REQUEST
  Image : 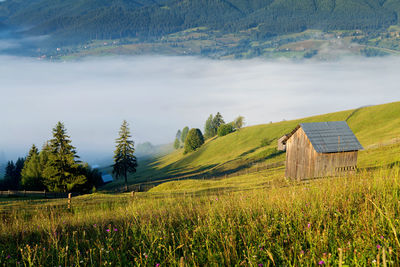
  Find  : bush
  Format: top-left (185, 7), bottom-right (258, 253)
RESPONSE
top-left (184, 128), bottom-right (205, 154)
top-left (217, 124), bottom-right (234, 137)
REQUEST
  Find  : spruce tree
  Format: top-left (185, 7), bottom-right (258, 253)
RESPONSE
top-left (174, 138), bottom-right (180, 149)
top-left (21, 144), bottom-right (44, 190)
top-left (213, 112), bottom-right (225, 130)
top-left (113, 120), bottom-right (137, 191)
top-left (43, 122), bottom-right (86, 192)
top-left (26, 145), bottom-right (39, 162)
top-left (181, 126), bottom-right (189, 143)
top-left (204, 114), bottom-right (215, 139)
top-left (176, 130), bottom-right (182, 141)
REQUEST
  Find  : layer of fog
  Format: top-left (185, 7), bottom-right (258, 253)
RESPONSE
top-left (1, 55), bottom-right (399, 164)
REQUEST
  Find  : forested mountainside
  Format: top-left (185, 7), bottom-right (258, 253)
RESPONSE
top-left (0, 0), bottom-right (399, 46)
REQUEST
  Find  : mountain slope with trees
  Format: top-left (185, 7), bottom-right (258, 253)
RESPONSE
top-left (0, 0), bottom-right (399, 47)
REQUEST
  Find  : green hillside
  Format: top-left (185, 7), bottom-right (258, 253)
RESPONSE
top-left (105, 101), bottom-right (400, 190)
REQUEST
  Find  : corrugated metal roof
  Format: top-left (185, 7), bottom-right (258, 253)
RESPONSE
top-left (299, 121), bottom-right (363, 153)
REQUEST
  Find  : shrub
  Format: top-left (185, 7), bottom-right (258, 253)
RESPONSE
top-left (184, 128), bottom-right (205, 154)
top-left (217, 124), bottom-right (234, 137)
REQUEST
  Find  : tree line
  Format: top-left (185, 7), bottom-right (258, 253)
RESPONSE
top-left (173, 113), bottom-right (245, 154)
top-left (1, 120), bottom-right (138, 193)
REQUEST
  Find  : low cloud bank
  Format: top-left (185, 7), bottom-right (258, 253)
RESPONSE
top-left (1, 55), bottom-right (399, 162)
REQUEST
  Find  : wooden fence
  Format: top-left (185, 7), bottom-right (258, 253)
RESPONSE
top-left (0, 190), bottom-right (77, 199)
top-left (113, 160), bottom-right (285, 193)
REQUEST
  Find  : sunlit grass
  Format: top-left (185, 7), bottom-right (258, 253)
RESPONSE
top-left (1, 165), bottom-right (400, 265)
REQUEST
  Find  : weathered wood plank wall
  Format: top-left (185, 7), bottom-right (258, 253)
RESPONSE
top-left (285, 127), bottom-right (358, 180)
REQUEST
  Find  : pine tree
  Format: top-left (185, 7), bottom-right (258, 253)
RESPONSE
top-left (176, 130), bottom-right (182, 140)
top-left (4, 161), bottom-right (15, 180)
top-left (181, 126), bottom-right (189, 143)
top-left (113, 120), bottom-right (137, 191)
top-left (213, 112), bottom-right (225, 130)
top-left (3, 159), bottom-right (24, 189)
top-left (21, 144), bottom-right (44, 190)
top-left (204, 114), bottom-right (216, 139)
top-left (174, 138), bottom-right (180, 149)
top-left (43, 122), bottom-right (86, 192)
top-left (26, 144), bottom-right (39, 162)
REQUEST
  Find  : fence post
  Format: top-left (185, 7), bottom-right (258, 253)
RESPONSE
top-left (68, 193), bottom-right (72, 210)
top-left (8, 190), bottom-right (10, 197)
top-left (131, 191), bottom-right (135, 198)
top-left (43, 190), bottom-right (46, 198)
top-left (338, 248), bottom-right (343, 267)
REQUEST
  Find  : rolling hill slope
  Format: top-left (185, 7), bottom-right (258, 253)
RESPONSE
top-left (106, 101), bottom-right (400, 190)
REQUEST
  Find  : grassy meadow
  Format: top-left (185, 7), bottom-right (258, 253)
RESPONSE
top-left (1, 101), bottom-right (400, 266)
top-left (1, 167), bottom-right (400, 266)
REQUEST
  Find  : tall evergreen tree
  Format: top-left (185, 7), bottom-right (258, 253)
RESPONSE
top-left (176, 130), bottom-right (182, 140)
top-left (26, 144), bottom-right (39, 162)
top-left (42, 122), bottom-right (86, 192)
top-left (213, 112), bottom-right (225, 129)
top-left (204, 114), bottom-right (216, 139)
top-left (21, 144), bottom-right (44, 190)
top-left (2, 158), bottom-right (24, 189)
top-left (181, 126), bottom-right (189, 143)
top-left (174, 138), bottom-right (180, 150)
top-left (113, 120), bottom-right (138, 191)
top-left (4, 161), bottom-right (15, 180)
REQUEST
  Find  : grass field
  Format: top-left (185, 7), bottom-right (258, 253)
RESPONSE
top-left (1, 166), bottom-right (400, 265)
top-left (1, 101), bottom-right (400, 265)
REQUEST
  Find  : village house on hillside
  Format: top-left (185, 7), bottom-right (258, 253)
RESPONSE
top-left (284, 121), bottom-right (363, 180)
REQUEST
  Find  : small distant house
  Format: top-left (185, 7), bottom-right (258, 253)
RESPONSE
top-left (277, 134), bottom-right (289, 151)
top-left (285, 121), bottom-right (363, 180)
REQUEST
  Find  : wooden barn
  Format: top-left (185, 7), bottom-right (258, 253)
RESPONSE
top-left (277, 134), bottom-right (289, 151)
top-left (285, 121), bottom-right (363, 180)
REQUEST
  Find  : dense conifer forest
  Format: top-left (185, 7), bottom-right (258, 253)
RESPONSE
top-left (0, 0), bottom-right (399, 46)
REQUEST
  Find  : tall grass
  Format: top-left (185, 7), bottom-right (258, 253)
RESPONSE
top-left (1, 166), bottom-right (400, 266)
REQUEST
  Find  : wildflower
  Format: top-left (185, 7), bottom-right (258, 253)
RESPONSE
top-left (307, 223), bottom-right (311, 228)
top-left (300, 250), bottom-right (304, 254)
top-left (93, 224), bottom-right (97, 227)
top-left (318, 260), bottom-right (325, 265)
top-left (381, 235), bottom-right (384, 239)
top-left (377, 244), bottom-right (381, 249)
top-left (106, 229), bottom-right (110, 233)
top-left (6, 255), bottom-right (11, 259)
top-left (258, 264), bottom-right (263, 267)
top-left (114, 228), bottom-right (118, 232)
top-left (156, 264), bottom-right (160, 267)
top-left (216, 197), bottom-right (219, 201)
